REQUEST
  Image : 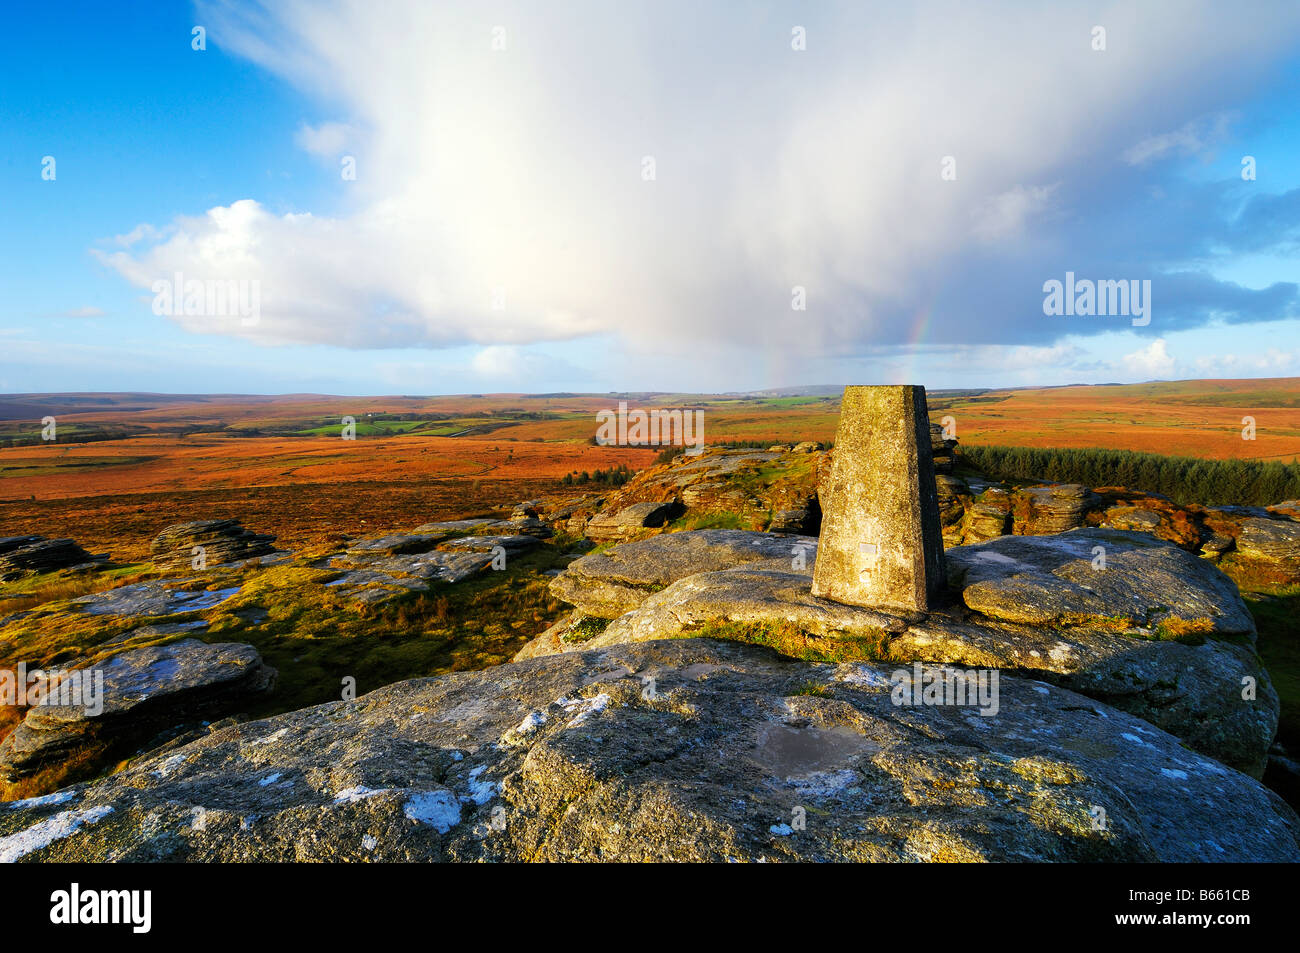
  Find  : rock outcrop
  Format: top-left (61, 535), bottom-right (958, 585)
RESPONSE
top-left (151, 520), bottom-right (277, 571)
top-left (1236, 518), bottom-right (1300, 568)
top-left (583, 501), bottom-right (682, 543)
top-left (592, 449), bottom-right (823, 536)
top-left (531, 529), bottom-right (1277, 776)
top-left (548, 529), bottom-right (815, 619)
top-left (0, 537), bottom-right (101, 580)
top-left (1013, 484), bottom-right (1102, 535)
top-left (964, 489), bottom-right (1013, 544)
top-left (0, 639), bottom-right (276, 795)
top-left (323, 531), bottom-right (540, 603)
top-left (0, 639), bottom-right (1293, 862)
top-left (944, 529), bottom-right (1255, 634)
top-left (71, 581), bottom-right (241, 617)
top-left (524, 444), bottom-right (1300, 589)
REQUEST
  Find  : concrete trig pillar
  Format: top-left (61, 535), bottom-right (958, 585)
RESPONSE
top-left (811, 385), bottom-right (945, 613)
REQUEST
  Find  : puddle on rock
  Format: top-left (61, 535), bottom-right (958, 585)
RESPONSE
top-left (754, 723), bottom-right (879, 777)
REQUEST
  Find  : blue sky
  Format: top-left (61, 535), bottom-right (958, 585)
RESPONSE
top-left (3, 0), bottom-right (1300, 395)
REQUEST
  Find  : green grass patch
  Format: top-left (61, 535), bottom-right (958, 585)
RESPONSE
top-left (1245, 584), bottom-right (1300, 754)
top-left (668, 512), bottom-right (752, 531)
top-left (559, 616), bottom-right (610, 645)
top-left (682, 619), bottom-right (893, 664)
top-left (192, 547), bottom-right (571, 718)
top-left (0, 542), bottom-right (575, 798)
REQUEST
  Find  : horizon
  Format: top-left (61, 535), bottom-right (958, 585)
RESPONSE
top-left (3, 374), bottom-right (1300, 401)
top-left (5, 1), bottom-right (1300, 394)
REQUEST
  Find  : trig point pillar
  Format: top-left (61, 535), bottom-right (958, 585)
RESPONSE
top-left (811, 385), bottom-right (944, 613)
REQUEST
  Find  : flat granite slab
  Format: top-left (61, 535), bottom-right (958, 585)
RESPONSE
top-left (550, 529), bottom-right (817, 618)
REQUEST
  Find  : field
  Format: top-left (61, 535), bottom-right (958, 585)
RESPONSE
top-left (1, 379), bottom-right (1297, 562)
top-left (934, 379), bottom-right (1300, 462)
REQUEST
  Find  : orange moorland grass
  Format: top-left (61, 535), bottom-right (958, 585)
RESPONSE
top-left (2, 380), bottom-right (1297, 562)
top-left (945, 378), bottom-right (1300, 463)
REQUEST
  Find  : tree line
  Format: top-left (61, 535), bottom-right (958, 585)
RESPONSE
top-left (561, 464), bottom-right (634, 487)
top-left (959, 444), bottom-right (1300, 507)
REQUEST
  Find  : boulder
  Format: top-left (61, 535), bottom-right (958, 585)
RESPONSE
top-left (89, 621), bottom-right (210, 657)
top-left (1270, 500), bottom-right (1300, 521)
top-left (583, 502), bottom-right (682, 543)
top-left (71, 581), bottom-right (240, 617)
top-left (1012, 484), bottom-right (1101, 535)
top-left (888, 619), bottom-right (1278, 778)
top-left (1101, 506), bottom-right (1164, 534)
top-left (326, 553), bottom-right (494, 599)
top-left (0, 639), bottom-right (276, 793)
top-left (412, 519), bottom-right (497, 534)
top-left (588, 568), bottom-right (907, 650)
top-left (511, 501), bottom-right (543, 519)
top-left (1199, 532), bottom-right (1235, 563)
top-left (963, 489), bottom-right (1012, 544)
top-left (945, 529), bottom-right (1256, 635)
top-left (0, 639), bottom-right (1293, 862)
top-left (1236, 518), bottom-right (1300, 567)
top-left (0, 537), bottom-right (101, 580)
top-left (437, 534), bottom-right (541, 555)
top-left (343, 534), bottom-right (447, 556)
top-left (498, 517), bottom-right (553, 539)
top-left (323, 531), bottom-right (537, 602)
top-left (150, 520), bottom-right (276, 571)
top-left (768, 508), bottom-right (815, 534)
top-left (511, 613), bottom-right (613, 661)
top-left (546, 530), bottom-right (817, 619)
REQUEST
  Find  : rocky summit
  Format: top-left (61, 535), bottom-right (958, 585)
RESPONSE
top-left (0, 638), bottom-right (1294, 863)
top-left (524, 528), bottom-right (1279, 777)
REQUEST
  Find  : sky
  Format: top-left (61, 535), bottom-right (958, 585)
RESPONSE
top-left (3, 0), bottom-right (1300, 396)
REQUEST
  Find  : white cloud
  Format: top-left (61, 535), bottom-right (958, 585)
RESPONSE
top-left (1122, 338), bottom-right (1176, 378)
top-left (111, 223), bottom-right (164, 247)
top-left (295, 121), bottom-right (356, 157)
top-left (92, 0), bottom-right (1300, 367)
top-left (1122, 113), bottom-right (1233, 165)
top-left (1192, 346), bottom-right (1295, 375)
